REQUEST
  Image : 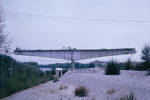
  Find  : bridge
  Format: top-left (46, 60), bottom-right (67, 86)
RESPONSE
top-left (13, 48), bottom-right (136, 70)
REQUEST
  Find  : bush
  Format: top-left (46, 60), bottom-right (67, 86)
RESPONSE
top-left (133, 63), bottom-right (145, 71)
top-left (74, 86), bottom-right (88, 97)
top-left (123, 58), bottom-right (132, 70)
top-left (105, 59), bottom-right (120, 75)
top-left (53, 78), bottom-right (59, 83)
top-left (107, 88), bottom-right (116, 94)
top-left (62, 70), bottom-right (68, 75)
top-left (141, 43), bottom-right (150, 70)
top-left (89, 64), bottom-right (95, 68)
top-left (59, 85), bottom-right (68, 90)
top-left (120, 91), bottom-right (137, 100)
top-left (50, 69), bottom-right (55, 75)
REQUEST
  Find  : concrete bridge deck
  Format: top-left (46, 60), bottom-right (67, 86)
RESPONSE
top-left (14, 48), bottom-right (136, 70)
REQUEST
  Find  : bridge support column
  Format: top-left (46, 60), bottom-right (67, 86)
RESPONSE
top-left (71, 60), bottom-right (74, 71)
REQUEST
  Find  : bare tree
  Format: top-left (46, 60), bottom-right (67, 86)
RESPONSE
top-left (0, 6), bottom-right (12, 55)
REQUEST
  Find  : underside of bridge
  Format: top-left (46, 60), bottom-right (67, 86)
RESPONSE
top-left (13, 48), bottom-right (136, 71)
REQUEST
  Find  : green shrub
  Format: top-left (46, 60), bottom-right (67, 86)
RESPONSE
top-left (62, 70), bottom-right (68, 75)
top-left (133, 63), bottom-right (144, 71)
top-left (141, 43), bottom-right (150, 70)
top-left (89, 64), bottom-right (95, 68)
top-left (105, 59), bottom-right (120, 75)
top-left (120, 91), bottom-right (137, 100)
top-left (107, 88), bottom-right (116, 94)
top-left (53, 78), bottom-right (59, 83)
top-left (59, 85), bottom-right (68, 90)
top-left (50, 69), bottom-right (55, 75)
top-left (122, 58), bottom-right (132, 70)
top-left (74, 86), bottom-right (88, 97)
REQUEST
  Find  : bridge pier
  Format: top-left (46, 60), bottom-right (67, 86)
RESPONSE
top-left (71, 60), bottom-right (74, 71)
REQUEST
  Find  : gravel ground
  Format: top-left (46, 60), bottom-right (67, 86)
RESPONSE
top-left (2, 68), bottom-right (150, 100)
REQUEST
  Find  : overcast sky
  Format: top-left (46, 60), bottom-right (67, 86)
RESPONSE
top-left (0, 0), bottom-right (150, 64)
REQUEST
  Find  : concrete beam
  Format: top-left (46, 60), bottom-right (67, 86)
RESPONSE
top-left (13, 48), bottom-right (136, 71)
top-left (13, 48), bottom-right (136, 60)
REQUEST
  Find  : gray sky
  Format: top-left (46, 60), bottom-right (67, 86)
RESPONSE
top-left (1, 0), bottom-right (150, 64)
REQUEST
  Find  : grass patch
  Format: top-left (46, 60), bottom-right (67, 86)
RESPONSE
top-left (120, 91), bottom-right (137, 100)
top-left (53, 78), bottom-right (59, 83)
top-left (74, 86), bottom-right (88, 97)
top-left (59, 85), bottom-right (68, 90)
top-left (107, 88), bottom-right (116, 94)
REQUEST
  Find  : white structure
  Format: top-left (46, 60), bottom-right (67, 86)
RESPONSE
top-left (55, 68), bottom-right (62, 78)
top-left (39, 68), bottom-right (52, 73)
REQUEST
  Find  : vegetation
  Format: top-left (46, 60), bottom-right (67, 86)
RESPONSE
top-left (89, 64), bottom-right (95, 68)
top-left (132, 63), bottom-right (143, 71)
top-left (0, 55), bottom-right (54, 99)
top-left (120, 43), bottom-right (150, 71)
top-left (122, 58), bottom-right (132, 70)
top-left (38, 60), bottom-right (106, 70)
top-left (59, 85), bottom-right (68, 90)
top-left (74, 86), bottom-right (88, 97)
top-left (0, 6), bottom-right (12, 55)
top-left (107, 88), bottom-right (116, 94)
top-left (0, 5), bottom-right (147, 100)
top-left (105, 59), bottom-right (120, 75)
top-left (53, 78), bottom-right (59, 83)
top-left (62, 69), bottom-right (68, 75)
top-left (39, 62), bottom-right (97, 69)
top-left (120, 91), bottom-right (137, 100)
top-left (119, 61), bottom-right (148, 71)
top-left (49, 69), bottom-right (55, 75)
top-left (141, 43), bottom-right (150, 70)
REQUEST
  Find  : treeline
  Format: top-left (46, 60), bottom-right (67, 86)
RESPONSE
top-left (105, 58), bottom-right (148, 71)
top-left (105, 58), bottom-right (150, 75)
top-left (0, 55), bottom-right (54, 99)
top-left (39, 61), bottom-right (145, 71)
top-left (119, 43), bottom-right (150, 71)
top-left (39, 62), bottom-right (96, 69)
top-left (119, 60), bottom-right (146, 71)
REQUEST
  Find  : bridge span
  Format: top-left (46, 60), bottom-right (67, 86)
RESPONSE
top-left (13, 48), bottom-right (136, 71)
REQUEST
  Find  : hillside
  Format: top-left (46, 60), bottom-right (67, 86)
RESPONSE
top-left (2, 68), bottom-right (150, 100)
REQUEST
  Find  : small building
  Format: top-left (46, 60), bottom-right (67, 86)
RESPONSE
top-left (55, 68), bottom-right (62, 78)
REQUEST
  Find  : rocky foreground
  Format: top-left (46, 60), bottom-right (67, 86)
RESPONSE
top-left (2, 68), bottom-right (150, 100)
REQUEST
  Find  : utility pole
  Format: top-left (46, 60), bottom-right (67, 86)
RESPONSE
top-left (67, 60), bottom-right (68, 69)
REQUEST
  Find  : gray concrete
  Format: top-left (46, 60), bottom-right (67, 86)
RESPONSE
top-left (71, 60), bottom-right (74, 71)
top-left (13, 48), bottom-right (136, 60)
top-left (55, 68), bottom-right (62, 78)
top-left (55, 71), bottom-right (59, 78)
top-left (13, 48), bottom-right (136, 70)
